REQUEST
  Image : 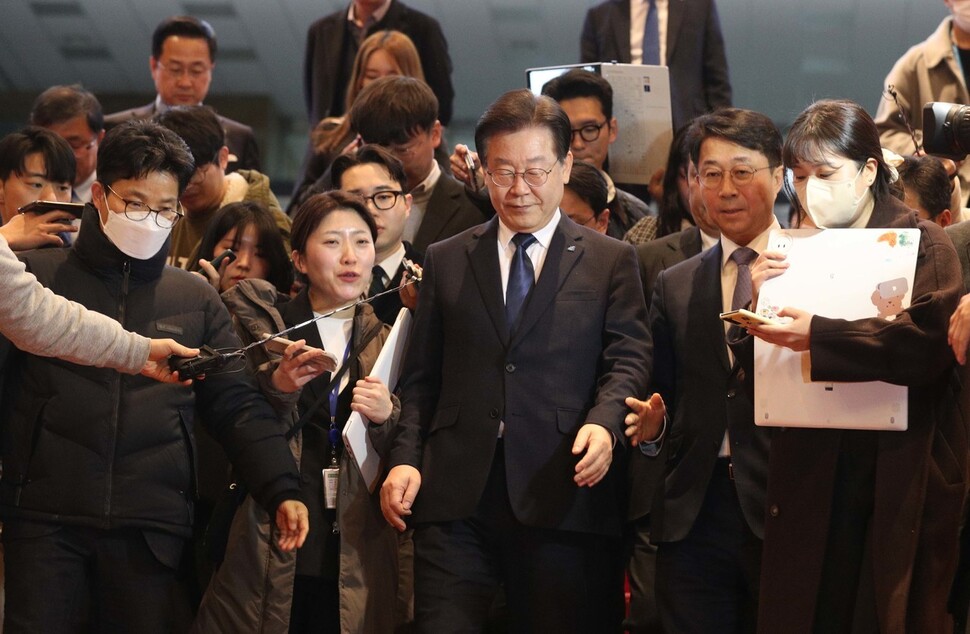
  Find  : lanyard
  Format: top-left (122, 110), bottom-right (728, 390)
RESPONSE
top-left (328, 337), bottom-right (354, 461)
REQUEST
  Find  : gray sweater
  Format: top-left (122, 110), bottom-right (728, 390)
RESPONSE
top-left (0, 235), bottom-right (149, 372)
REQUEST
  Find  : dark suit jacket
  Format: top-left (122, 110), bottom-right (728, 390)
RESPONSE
top-left (104, 103), bottom-right (261, 172)
top-left (627, 225), bottom-right (703, 521)
top-left (648, 242), bottom-right (770, 542)
top-left (389, 215), bottom-right (649, 537)
top-left (303, 0), bottom-right (454, 126)
top-left (370, 241), bottom-right (423, 326)
top-left (411, 174), bottom-right (489, 255)
top-left (580, 0), bottom-right (732, 130)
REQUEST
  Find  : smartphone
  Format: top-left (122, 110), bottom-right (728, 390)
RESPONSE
top-left (719, 309), bottom-right (775, 328)
top-left (18, 201), bottom-right (86, 217)
top-left (209, 249), bottom-right (236, 270)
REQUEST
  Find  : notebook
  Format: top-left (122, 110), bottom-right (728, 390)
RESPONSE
top-left (753, 227), bottom-right (920, 430)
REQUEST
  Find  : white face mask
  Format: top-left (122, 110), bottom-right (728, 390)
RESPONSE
top-left (803, 165), bottom-right (867, 229)
top-left (100, 193), bottom-right (172, 260)
top-left (952, 0), bottom-right (970, 32)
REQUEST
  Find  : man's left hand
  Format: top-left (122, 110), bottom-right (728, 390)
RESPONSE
top-left (572, 423), bottom-right (613, 487)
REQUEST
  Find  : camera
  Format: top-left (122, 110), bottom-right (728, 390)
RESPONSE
top-left (923, 102), bottom-right (970, 159)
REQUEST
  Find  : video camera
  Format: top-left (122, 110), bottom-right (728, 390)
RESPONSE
top-left (923, 102), bottom-right (970, 159)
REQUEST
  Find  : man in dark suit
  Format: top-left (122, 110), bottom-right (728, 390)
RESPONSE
top-left (332, 144), bottom-right (421, 325)
top-left (303, 0), bottom-right (454, 127)
top-left (626, 108), bottom-right (783, 633)
top-left (104, 16), bottom-right (260, 172)
top-left (380, 90), bottom-right (649, 631)
top-left (580, 0), bottom-right (732, 130)
top-left (347, 76), bottom-right (486, 255)
top-left (625, 139), bottom-right (718, 633)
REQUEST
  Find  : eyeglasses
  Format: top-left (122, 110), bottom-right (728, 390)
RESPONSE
top-left (103, 183), bottom-right (183, 228)
top-left (156, 61), bottom-right (211, 80)
top-left (361, 190), bottom-right (404, 210)
top-left (570, 120), bottom-right (609, 143)
top-left (698, 165), bottom-right (773, 190)
top-left (485, 167), bottom-right (554, 188)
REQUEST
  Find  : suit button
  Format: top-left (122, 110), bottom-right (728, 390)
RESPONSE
top-left (769, 504), bottom-right (780, 517)
top-left (489, 408), bottom-right (499, 419)
top-left (505, 363), bottom-right (516, 373)
top-left (727, 389), bottom-right (736, 399)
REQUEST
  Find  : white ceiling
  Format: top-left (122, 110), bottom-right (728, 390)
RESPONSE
top-left (0, 0), bottom-right (950, 127)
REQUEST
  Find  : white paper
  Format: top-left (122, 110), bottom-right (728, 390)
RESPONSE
top-left (754, 228), bottom-right (920, 430)
top-left (342, 308), bottom-right (412, 491)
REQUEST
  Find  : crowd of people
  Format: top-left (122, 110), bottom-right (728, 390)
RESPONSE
top-left (1, 0), bottom-right (970, 633)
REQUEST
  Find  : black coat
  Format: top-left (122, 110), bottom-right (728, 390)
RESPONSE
top-left (0, 206), bottom-right (300, 539)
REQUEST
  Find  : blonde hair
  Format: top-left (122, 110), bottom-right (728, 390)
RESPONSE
top-left (313, 30), bottom-right (425, 157)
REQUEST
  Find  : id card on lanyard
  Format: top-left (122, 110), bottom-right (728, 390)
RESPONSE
top-left (323, 339), bottom-right (353, 521)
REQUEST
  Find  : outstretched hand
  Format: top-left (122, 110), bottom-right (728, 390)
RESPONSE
top-left (142, 339), bottom-right (199, 384)
top-left (624, 393), bottom-right (666, 446)
top-left (275, 500), bottom-right (309, 551)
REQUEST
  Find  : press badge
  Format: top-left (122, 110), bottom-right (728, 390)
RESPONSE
top-left (323, 467), bottom-right (339, 510)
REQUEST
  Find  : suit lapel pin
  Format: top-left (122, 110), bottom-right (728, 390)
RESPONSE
top-left (567, 246), bottom-right (576, 252)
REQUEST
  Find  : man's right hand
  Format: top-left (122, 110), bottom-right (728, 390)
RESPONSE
top-left (450, 144), bottom-right (484, 191)
top-left (142, 339), bottom-right (199, 384)
top-left (380, 465), bottom-right (421, 532)
top-left (0, 210), bottom-right (77, 250)
top-left (624, 393), bottom-right (666, 446)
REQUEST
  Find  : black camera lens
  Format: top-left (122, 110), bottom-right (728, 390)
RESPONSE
top-left (923, 102), bottom-right (970, 160)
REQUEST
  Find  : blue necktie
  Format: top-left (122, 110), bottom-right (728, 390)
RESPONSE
top-left (506, 233), bottom-right (537, 330)
top-left (643, 0), bottom-right (660, 65)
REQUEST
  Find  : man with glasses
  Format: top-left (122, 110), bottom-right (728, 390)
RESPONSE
top-left (625, 107), bottom-right (783, 633)
top-left (104, 15), bottom-right (260, 172)
top-left (0, 120), bottom-right (309, 632)
top-left (154, 106), bottom-right (289, 269)
top-left (332, 144), bottom-right (421, 325)
top-left (347, 76), bottom-right (487, 254)
top-left (30, 84), bottom-right (104, 205)
top-left (381, 89), bottom-right (649, 631)
top-left (541, 70), bottom-right (649, 240)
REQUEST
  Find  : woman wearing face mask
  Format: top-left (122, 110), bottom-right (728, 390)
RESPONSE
top-left (194, 191), bottom-right (412, 634)
top-left (741, 99), bottom-right (964, 633)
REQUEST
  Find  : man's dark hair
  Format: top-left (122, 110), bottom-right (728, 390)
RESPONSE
top-left (291, 191), bottom-right (378, 255)
top-left (0, 126), bottom-right (76, 184)
top-left (193, 201), bottom-right (294, 293)
top-left (154, 106), bottom-right (225, 167)
top-left (898, 156), bottom-right (951, 220)
top-left (332, 144), bottom-right (408, 192)
top-left (474, 89), bottom-right (571, 166)
top-left (565, 160), bottom-right (608, 218)
top-left (349, 76), bottom-right (438, 146)
top-left (30, 84), bottom-right (104, 133)
top-left (152, 15), bottom-right (217, 61)
top-left (97, 120), bottom-right (195, 194)
top-left (689, 108), bottom-right (783, 170)
top-left (540, 69), bottom-right (613, 119)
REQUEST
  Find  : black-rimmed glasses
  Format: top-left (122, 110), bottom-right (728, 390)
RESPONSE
top-left (361, 191), bottom-right (404, 210)
top-left (570, 120), bottom-right (609, 143)
top-left (103, 183), bottom-right (183, 228)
